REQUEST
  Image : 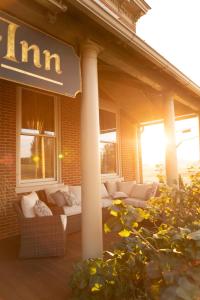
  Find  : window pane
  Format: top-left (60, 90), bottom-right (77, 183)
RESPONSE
top-left (100, 142), bottom-right (116, 174)
top-left (100, 110), bottom-right (117, 174)
top-left (20, 135), bottom-right (55, 180)
top-left (100, 109), bottom-right (116, 134)
top-left (100, 131), bottom-right (116, 143)
top-left (21, 89), bottom-right (55, 135)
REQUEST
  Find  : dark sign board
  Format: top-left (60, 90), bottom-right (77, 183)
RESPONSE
top-left (0, 10), bottom-right (81, 97)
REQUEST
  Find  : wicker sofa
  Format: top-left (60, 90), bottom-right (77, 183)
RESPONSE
top-left (14, 200), bottom-right (66, 258)
top-left (14, 180), bottom-right (157, 258)
top-left (36, 185), bottom-right (111, 234)
top-left (37, 180), bottom-right (157, 233)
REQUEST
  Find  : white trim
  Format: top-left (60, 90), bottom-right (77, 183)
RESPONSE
top-left (99, 102), bottom-right (121, 176)
top-left (16, 86), bottom-right (61, 187)
top-left (15, 180), bottom-right (59, 194)
top-left (101, 175), bottom-right (124, 183)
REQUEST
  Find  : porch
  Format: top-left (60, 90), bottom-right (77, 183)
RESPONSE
top-left (0, 231), bottom-right (118, 300)
top-left (1, 0), bottom-right (200, 264)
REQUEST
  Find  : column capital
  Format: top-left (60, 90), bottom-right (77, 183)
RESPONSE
top-left (81, 40), bottom-right (103, 57)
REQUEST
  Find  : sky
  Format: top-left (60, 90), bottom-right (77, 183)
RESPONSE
top-left (137, 0), bottom-right (200, 86)
top-left (136, 0), bottom-right (200, 174)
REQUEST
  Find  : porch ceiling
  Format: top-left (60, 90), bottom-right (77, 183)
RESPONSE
top-left (99, 62), bottom-right (195, 124)
top-left (1, 0), bottom-right (199, 120)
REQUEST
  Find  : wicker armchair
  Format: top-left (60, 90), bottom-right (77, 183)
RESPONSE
top-left (13, 200), bottom-right (66, 258)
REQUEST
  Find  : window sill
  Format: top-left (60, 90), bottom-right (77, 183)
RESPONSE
top-left (15, 181), bottom-right (60, 194)
top-left (101, 174), bottom-right (124, 183)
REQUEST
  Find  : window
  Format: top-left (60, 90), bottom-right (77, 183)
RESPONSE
top-left (100, 109), bottom-right (117, 174)
top-left (18, 88), bottom-right (57, 183)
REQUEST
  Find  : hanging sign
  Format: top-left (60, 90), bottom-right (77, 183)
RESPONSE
top-left (0, 10), bottom-right (81, 97)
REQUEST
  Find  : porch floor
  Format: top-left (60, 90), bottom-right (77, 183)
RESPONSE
top-left (0, 232), bottom-right (118, 300)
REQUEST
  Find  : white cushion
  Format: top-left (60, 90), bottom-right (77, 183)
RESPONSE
top-left (34, 200), bottom-right (53, 217)
top-left (45, 184), bottom-right (69, 204)
top-left (124, 198), bottom-right (148, 209)
top-left (69, 186), bottom-right (81, 205)
top-left (101, 198), bottom-right (112, 208)
top-left (60, 215), bottom-right (67, 231)
top-left (130, 184), bottom-right (152, 200)
top-left (63, 199), bottom-right (112, 216)
top-left (112, 191), bottom-right (128, 199)
top-left (21, 192), bottom-right (39, 218)
top-left (63, 205), bottom-right (81, 216)
top-left (101, 184), bottom-right (109, 199)
top-left (117, 181), bottom-right (136, 196)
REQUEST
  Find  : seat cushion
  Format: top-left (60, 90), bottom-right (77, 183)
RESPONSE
top-left (117, 181), bottom-right (136, 196)
top-left (21, 192), bottom-right (39, 218)
top-left (63, 205), bottom-right (81, 216)
top-left (124, 198), bottom-right (148, 209)
top-left (101, 198), bottom-right (112, 208)
top-left (112, 191), bottom-right (128, 199)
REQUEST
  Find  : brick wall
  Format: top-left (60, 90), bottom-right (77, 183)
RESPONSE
top-left (120, 114), bottom-right (136, 181)
top-left (0, 79), bottom-right (18, 240)
top-left (60, 95), bottom-right (81, 185)
top-left (0, 81), bottom-right (137, 240)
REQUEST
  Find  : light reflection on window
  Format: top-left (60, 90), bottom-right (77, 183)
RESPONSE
top-left (100, 110), bottom-right (117, 174)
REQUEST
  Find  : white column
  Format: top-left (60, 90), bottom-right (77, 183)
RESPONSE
top-left (163, 92), bottom-right (178, 186)
top-left (81, 41), bottom-right (103, 259)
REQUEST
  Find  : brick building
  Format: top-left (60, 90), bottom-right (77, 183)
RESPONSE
top-left (0, 0), bottom-right (200, 258)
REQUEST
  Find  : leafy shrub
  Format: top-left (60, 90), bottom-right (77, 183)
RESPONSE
top-left (70, 171), bottom-right (200, 300)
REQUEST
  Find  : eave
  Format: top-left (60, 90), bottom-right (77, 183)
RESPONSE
top-left (68, 0), bottom-right (200, 99)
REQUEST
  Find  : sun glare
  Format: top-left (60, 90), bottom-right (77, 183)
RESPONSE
top-left (141, 117), bottom-right (199, 182)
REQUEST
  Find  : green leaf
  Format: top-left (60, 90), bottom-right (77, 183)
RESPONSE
top-left (104, 223), bottom-right (111, 233)
top-left (91, 283), bottom-right (103, 292)
top-left (112, 199), bottom-right (122, 205)
top-left (118, 229), bottom-right (131, 237)
top-left (89, 267), bottom-right (97, 275)
top-left (110, 210), bottom-right (118, 217)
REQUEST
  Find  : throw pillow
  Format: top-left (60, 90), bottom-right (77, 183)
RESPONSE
top-left (21, 192), bottom-right (39, 218)
top-left (69, 186), bottom-right (81, 205)
top-left (104, 181), bottom-right (117, 196)
top-left (130, 184), bottom-right (152, 201)
top-left (34, 200), bottom-right (53, 217)
top-left (145, 182), bottom-right (158, 200)
top-left (44, 184), bottom-right (69, 204)
top-left (101, 184), bottom-right (109, 199)
top-left (112, 191), bottom-right (128, 199)
top-left (50, 190), bottom-right (66, 207)
top-left (117, 181), bottom-right (136, 196)
top-left (62, 191), bottom-right (74, 206)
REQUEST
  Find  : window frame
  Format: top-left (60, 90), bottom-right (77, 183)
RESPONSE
top-left (16, 87), bottom-right (61, 191)
top-left (99, 102), bottom-right (121, 179)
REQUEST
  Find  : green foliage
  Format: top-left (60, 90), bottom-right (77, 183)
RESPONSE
top-left (70, 170), bottom-right (200, 300)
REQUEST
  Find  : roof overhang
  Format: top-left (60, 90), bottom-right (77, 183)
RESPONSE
top-left (67, 0), bottom-right (200, 100)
